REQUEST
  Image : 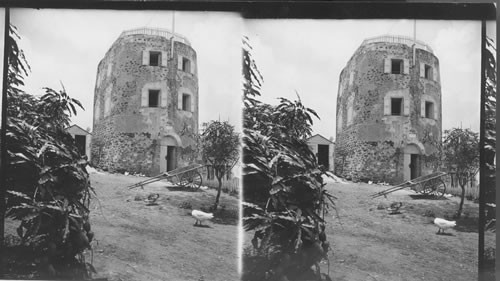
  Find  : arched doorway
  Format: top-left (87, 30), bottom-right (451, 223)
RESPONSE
top-left (160, 136), bottom-right (178, 172)
top-left (403, 144), bottom-right (422, 181)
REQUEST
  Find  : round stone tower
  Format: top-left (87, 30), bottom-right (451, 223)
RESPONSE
top-left (334, 35), bottom-right (442, 184)
top-left (91, 27), bottom-right (199, 175)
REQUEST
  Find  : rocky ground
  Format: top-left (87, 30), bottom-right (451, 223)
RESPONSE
top-left (321, 179), bottom-right (495, 281)
top-left (85, 170), bottom-right (240, 281)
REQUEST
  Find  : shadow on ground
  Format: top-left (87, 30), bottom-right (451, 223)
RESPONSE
top-left (166, 185), bottom-right (203, 192)
top-left (454, 217), bottom-right (480, 233)
top-left (200, 205), bottom-right (239, 226)
top-left (408, 194), bottom-right (449, 200)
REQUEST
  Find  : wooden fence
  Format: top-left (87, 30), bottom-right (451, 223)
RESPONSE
top-left (199, 165), bottom-right (240, 196)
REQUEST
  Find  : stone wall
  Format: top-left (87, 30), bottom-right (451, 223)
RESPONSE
top-left (91, 30), bottom-right (199, 176)
top-left (334, 38), bottom-right (442, 184)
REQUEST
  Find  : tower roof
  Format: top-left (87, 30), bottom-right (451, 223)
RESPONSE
top-left (120, 27), bottom-right (191, 46)
top-left (361, 35), bottom-right (433, 54)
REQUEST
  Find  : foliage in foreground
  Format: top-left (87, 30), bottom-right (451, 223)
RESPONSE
top-left (483, 36), bottom-right (496, 215)
top-left (201, 120), bottom-right (240, 210)
top-left (4, 24), bottom-right (95, 279)
top-left (481, 36), bottom-right (496, 277)
top-left (242, 36), bottom-right (334, 281)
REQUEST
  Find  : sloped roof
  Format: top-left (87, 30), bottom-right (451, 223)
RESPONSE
top-left (66, 124), bottom-right (92, 135)
top-left (307, 134), bottom-right (334, 144)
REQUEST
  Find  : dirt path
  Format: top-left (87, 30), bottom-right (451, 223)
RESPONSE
top-left (322, 180), bottom-right (495, 281)
top-left (87, 170), bottom-right (239, 281)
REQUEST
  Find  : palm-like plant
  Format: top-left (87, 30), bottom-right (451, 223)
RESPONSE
top-left (242, 37), bottom-right (334, 281)
top-left (39, 86), bottom-right (84, 130)
top-left (4, 24), bottom-right (95, 279)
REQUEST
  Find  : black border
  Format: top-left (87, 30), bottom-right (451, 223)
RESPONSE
top-left (0, 1), bottom-right (496, 280)
top-left (0, 1), bottom-right (494, 21)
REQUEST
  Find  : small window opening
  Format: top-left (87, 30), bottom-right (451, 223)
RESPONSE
top-left (182, 58), bottom-right (191, 73)
top-left (391, 59), bottom-right (403, 74)
top-left (425, 101), bottom-right (434, 119)
top-left (149, 52), bottom-right (161, 66)
top-left (182, 94), bottom-right (191, 111)
top-left (391, 98), bottom-right (403, 116)
top-left (148, 90), bottom-right (160, 107)
top-left (424, 64), bottom-right (432, 79)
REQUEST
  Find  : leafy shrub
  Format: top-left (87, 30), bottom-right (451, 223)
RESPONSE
top-left (242, 36), bottom-right (334, 281)
top-left (3, 24), bottom-right (95, 279)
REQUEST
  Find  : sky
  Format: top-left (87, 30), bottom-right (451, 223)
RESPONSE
top-left (245, 19), bottom-right (496, 140)
top-left (3, 11), bottom-right (497, 141)
top-left (10, 9), bottom-right (243, 132)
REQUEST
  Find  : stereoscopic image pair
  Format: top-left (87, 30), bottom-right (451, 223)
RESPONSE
top-left (1, 5), bottom-right (496, 281)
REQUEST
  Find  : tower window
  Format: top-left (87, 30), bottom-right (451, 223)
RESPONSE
top-left (182, 58), bottom-right (191, 73)
top-left (148, 90), bottom-right (160, 107)
top-left (182, 93), bottom-right (191, 111)
top-left (391, 98), bottom-right (403, 116)
top-left (425, 101), bottom-right (434, 119)
top-left (391, 59), bottom-right (403, 74)
top-left (424, 64), bottom-right (432, 79)
top-left (149, 52), bottom-right (161, 66)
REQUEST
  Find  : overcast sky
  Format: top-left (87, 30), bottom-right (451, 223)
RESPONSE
top-left (10, 9), bottom-right (243, 132)
top-left (246, 19), bottom-right (496, 140)
top-left (4, 11), bottom-right (497, 141)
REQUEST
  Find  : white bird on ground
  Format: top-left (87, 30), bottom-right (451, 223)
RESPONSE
top-left (191, 210), bottom-right (214, 226)
top-left (434, 217), bottom-right (456, 234)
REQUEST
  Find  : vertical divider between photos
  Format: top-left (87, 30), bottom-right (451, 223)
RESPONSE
top-left (0, 7), bottom-right (10, 276)
top-left (477, 19), bottom-right (485, 280)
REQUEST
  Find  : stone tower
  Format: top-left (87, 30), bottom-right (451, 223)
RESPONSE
top-left (334, 35), bottom-right (442, 184)
top-left (91, 27), bottom-right (199, 176)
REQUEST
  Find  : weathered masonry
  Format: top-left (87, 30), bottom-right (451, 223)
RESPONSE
top-left (91, 27), bottom-right (199, 175)
top-left (334, 35), bottom-right (442, 184)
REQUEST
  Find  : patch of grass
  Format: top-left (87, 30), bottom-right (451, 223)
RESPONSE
top-left (229, 190), bottom-right (239, 197)
top-left (454, 216), bottom-right (479, 233)
top-left (423, 210), bottom-right (435, 217)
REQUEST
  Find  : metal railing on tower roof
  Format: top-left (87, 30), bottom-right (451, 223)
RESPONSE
top-left (361, 35), bottom-right (433, 53)
top-left (119, 27), bottom-right (191, 46)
